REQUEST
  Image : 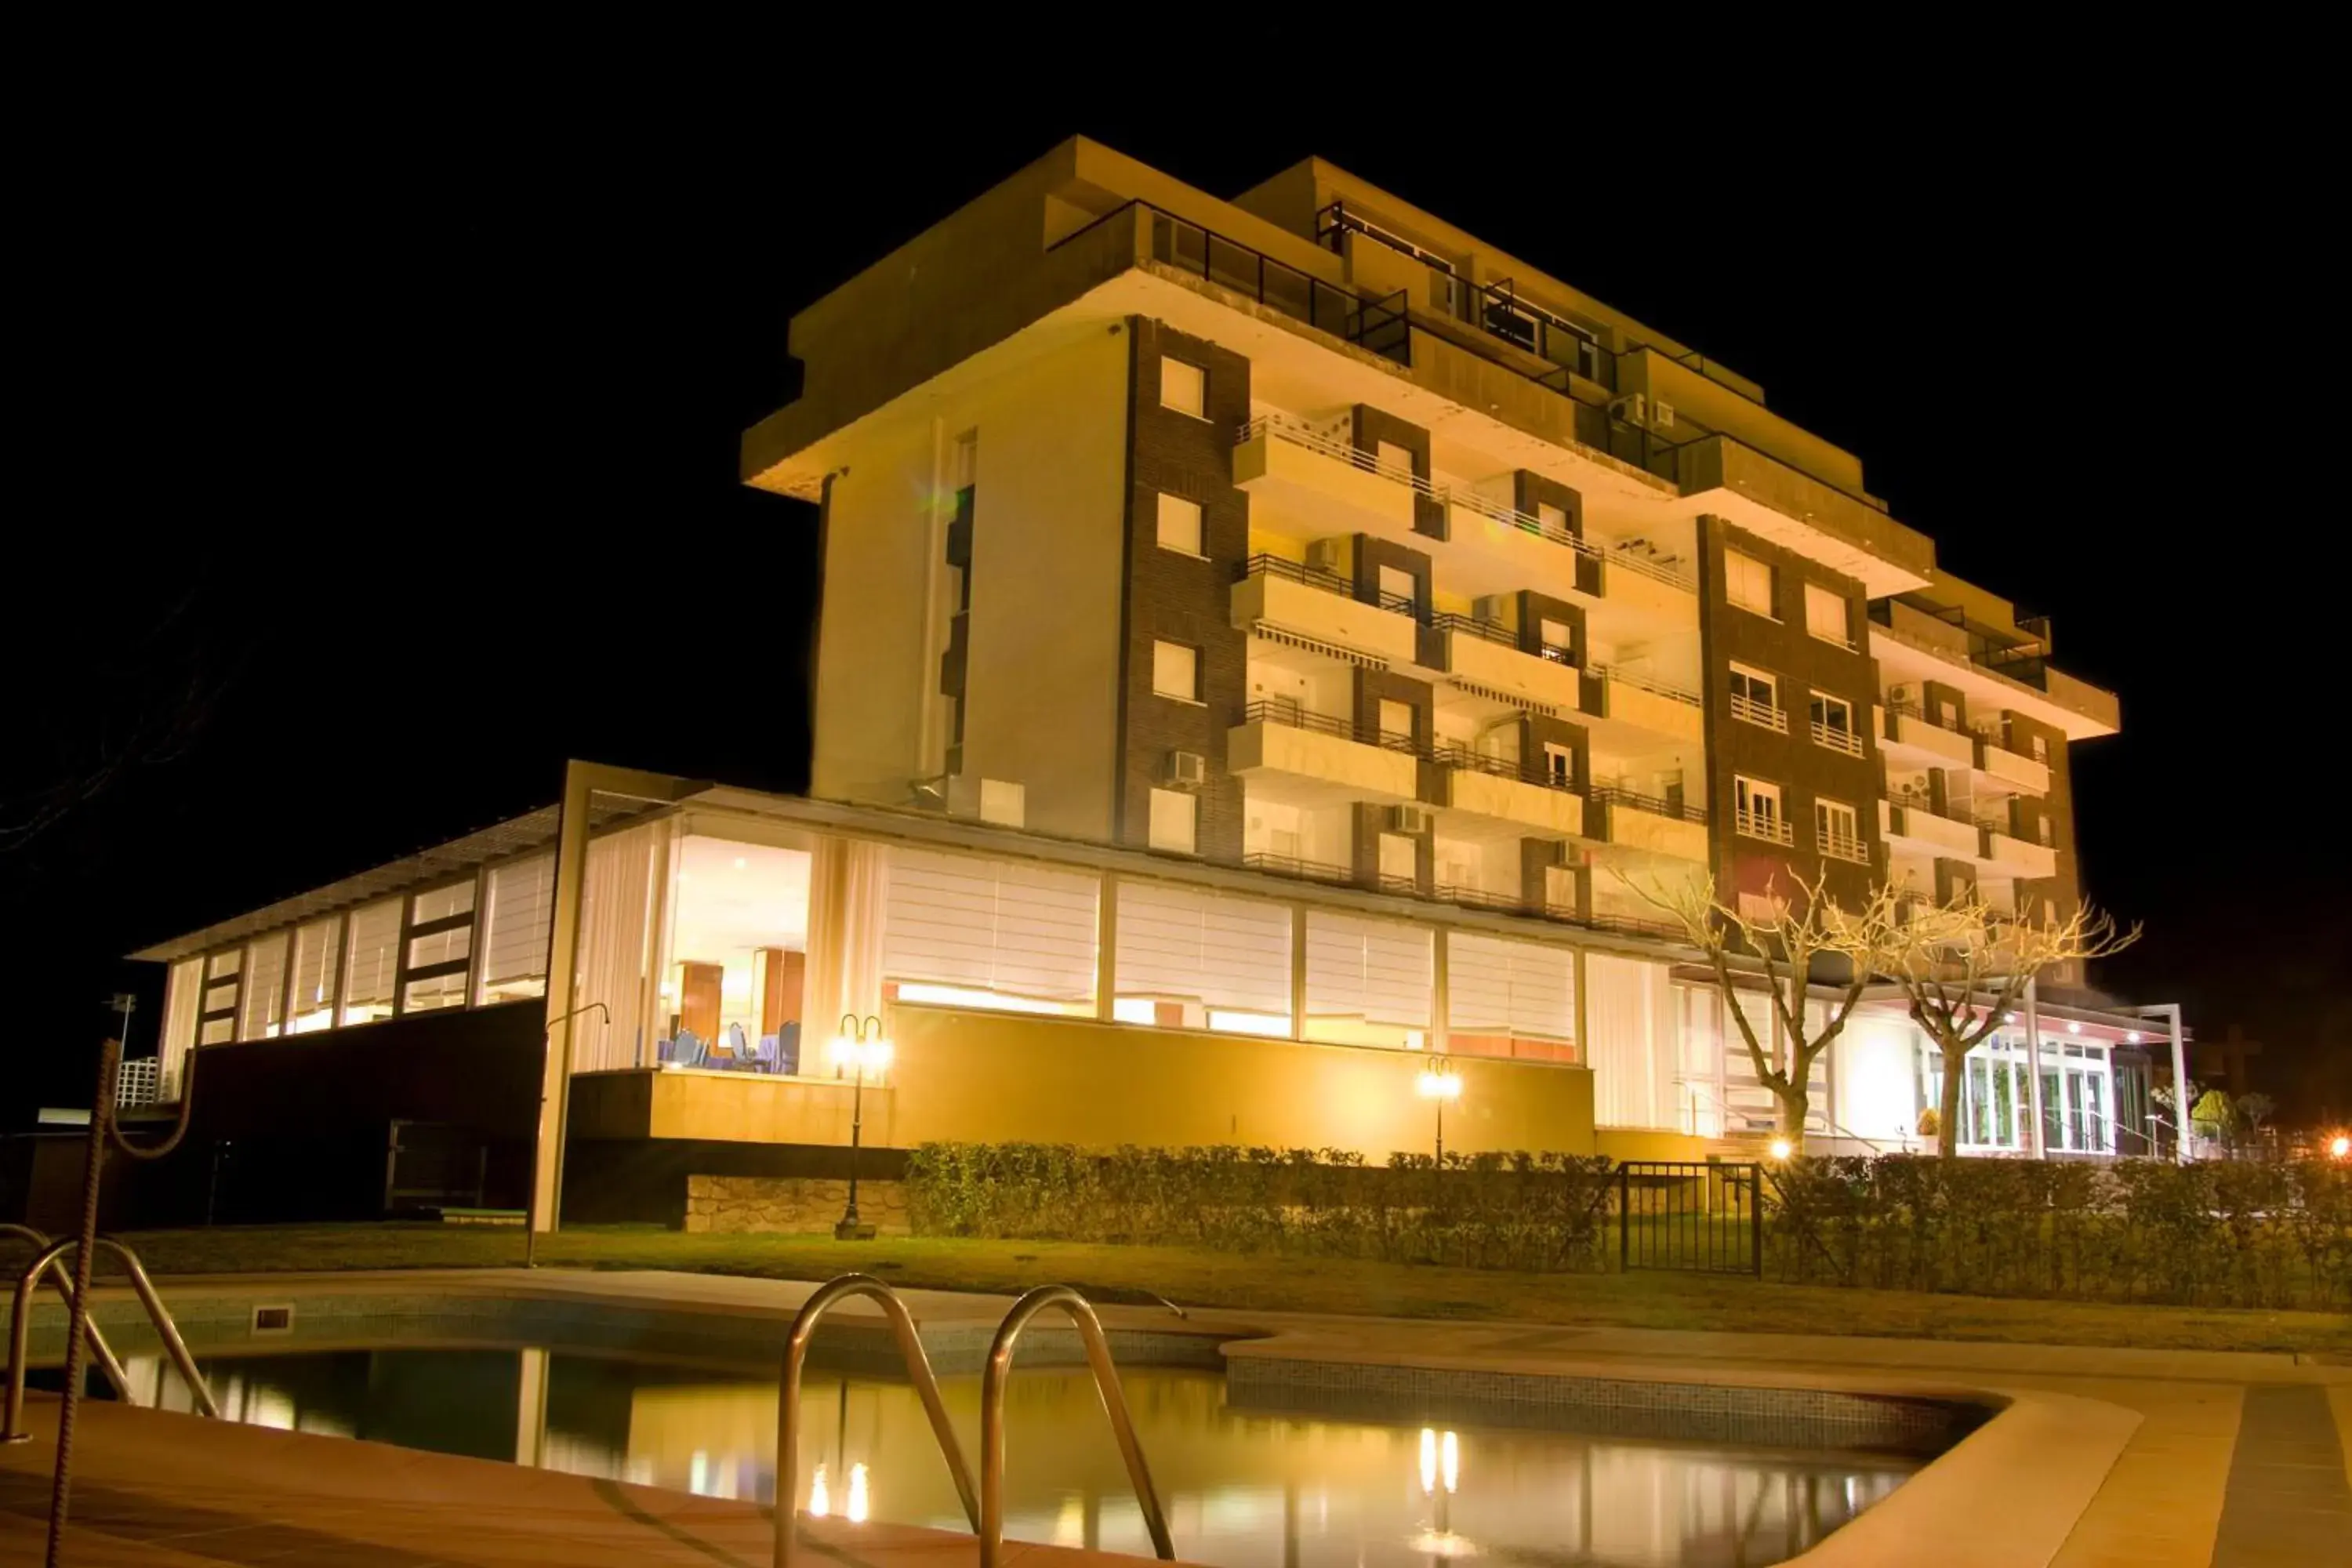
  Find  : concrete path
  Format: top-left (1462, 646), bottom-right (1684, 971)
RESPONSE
top-left (2, 1268), bottom-right (2344, 1566)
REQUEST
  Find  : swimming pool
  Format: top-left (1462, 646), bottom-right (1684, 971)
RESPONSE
top-left (98, 1343), bottom-right (1922, 1568)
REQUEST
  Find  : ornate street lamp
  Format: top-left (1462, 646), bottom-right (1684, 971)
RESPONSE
top-left (829, 1014), bottom-right (893, 1240)
top-left (1414, 1061), bottom-right (1461, 1165)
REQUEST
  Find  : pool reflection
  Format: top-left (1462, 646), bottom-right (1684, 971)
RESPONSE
top-left (124, 1350), bottom-right (1912, 1568)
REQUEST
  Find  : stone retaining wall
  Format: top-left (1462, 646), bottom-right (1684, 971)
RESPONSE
top-left (683, 1174), bottom-right (909, 1235)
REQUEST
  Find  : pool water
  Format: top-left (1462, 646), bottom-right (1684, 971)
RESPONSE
top-left (106, 1348), bottom-right (1915, 1568)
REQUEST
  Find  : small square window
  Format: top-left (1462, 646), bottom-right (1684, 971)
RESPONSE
top-left (1804, 583), bottom-right (1852, 646)
top-left (1148, 789), bottom-right (1197, 855)
top-left (1156, 492), bottom-right (1203, 555)
top-left (1152, 640), bottom-right (1199, 702)
top-left (1725, 549), bottom-right (1775, 617)
top-left (1160, 357), bottom-right (1206, 418)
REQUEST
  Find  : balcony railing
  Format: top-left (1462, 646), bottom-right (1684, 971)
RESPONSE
top-left (1820, 830), bottom-right (1871, 865)
top-left (1429, 742), bottom-right (1576, 793)
top-left (1435, 884), bottom-right (1530, 915)
top-left (1243, 413), bottom-right (1436, 495)
top-left (1883, 696), bottom-right (1970, 736)
top-left (1887, 792), bottom-right (1974, 831)
top-left (1809, 719), bottom-right (1864, 757)
top-left (1240, 851), bottom-right (1354, 885)
top-left (1735, 808), bottom-right (1794, 845)
top-left (1729, 692), bottom-right (1788, 733)
top-left (1590, 786), bottom-right (1708, 824)
top-left (1243, 699), bottom-right (1421, 758)
top-left (1238, 552), bottom-right (1351, 598)
top-left (1592, 665), bottom-right (1702, 709)
top-left (1425, 611), bottom-right (1515, 650)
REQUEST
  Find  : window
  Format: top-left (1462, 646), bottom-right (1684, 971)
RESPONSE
top-left (198, 949), bottom-right (240, 1046)
top-left (1377, 698), bottom-right (1414, 747)
top-left (1155, 492), bottom-right (1203, 555)
top-left (1148, 789), bottom-right (1197, 855)
top-left (1304, 910), bottom-right (1431, 1051)
top-left (401, 881), bottom-right (475, 1014)
top-left (2038, 816), bottom-right (2056, 847)
top-left (287, 918), bottom-right (343, 1033)
top-left (1537, 617), bottom-right (1573, 664)
top-left (478, 854), bottom-right (556, 1004)
top-left (1809, 691), bottom-right (1861, 756)
top-left (1724, 549), bottom-right (1774, 616)
top-left (1114, 880), bottom-right (1290, 1034)
top-left (1160, 357), bottom-right (1206, 418)
top-left (1804, 583), bottom-right (1852, 647)
top-left (1377, 564), bottom-right (1417, 613)
top-left (2031, 735), bottom-right (2049, 763)
top-left (341, 899), bottom-right (401, 1025)
top-left (1816, 798), bottom-right (1865, 863)
top-left (882, 846), bottom-right (1098, 1015)
top-left (1537, 501), bottom-right (1569, 538)
top-left (1152, 641), bottom-right (1199, 702)
top-left (1375, 439), bottom-right (1414, 479)
top-left (1541, 743), bottom-right (1574, 788)
top-left (1734, 775), bottom-right (1789, 843)
top-left (1448, 932), bottom-right (1575, 1062)
top-left (1728, 663), bottom-right (1784, 731)
top-left (238, 934), bottom-right (289, 1041)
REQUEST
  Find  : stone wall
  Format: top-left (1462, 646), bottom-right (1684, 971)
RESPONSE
top-left (683, 1174), bottom-right (909, 1235)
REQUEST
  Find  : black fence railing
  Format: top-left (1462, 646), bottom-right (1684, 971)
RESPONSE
top-left (1882, 696), bottom-right (1971, 737)
top-left (1425, 611), bottom-right (1515, 650)
top-left (1239, 851), bottom-right (1352, 885)
top-left (1238, 552), bottom-right (1351, 597)
top-left (1428, 742), bottom-right (1575, 793)
top-left (1242, 699), bottom-right (1423, 759)
top-left (1588, 786), bottom-right (1708, 825)
top-left (1620, 1160), bottom-right (1763, 1276)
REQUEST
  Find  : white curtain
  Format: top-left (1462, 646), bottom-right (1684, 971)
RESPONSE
top-left (1586, 953), bottom-right (1675, 1128)
top-left (804, 836), bottom-right (890, 1037)
top-left (572, 821), bottom-right (660, 1071)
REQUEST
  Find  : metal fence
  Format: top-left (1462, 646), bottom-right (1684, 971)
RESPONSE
top-left (1618, 1160), bottom-right (1763, 1276)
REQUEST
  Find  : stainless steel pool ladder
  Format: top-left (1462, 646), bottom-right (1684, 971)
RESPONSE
top-left (1, 1229), bottom-right (220, 1442)
top-left (774, 1276), bottom-right (1174, 1568)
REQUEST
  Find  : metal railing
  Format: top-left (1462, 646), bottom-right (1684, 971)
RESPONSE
top-left (1619, 1161), bottom-right (1762, 1276)
top-left (1588, 785), bottom-right (1708, 824)
top-left (1237, 551), bottom-right (1351, 598)
top-left (1239, 850), bottom-right (1353, 885)
top-left (1820, 830), bottom-right (1871, 866)
top-left (775, 1275), bottom-right (976, 1568)
top-left (1434, 884), bottom-right (1529, 915)
top-left (1809, 719), bottom-right (1864, 757)
top-left (3, 1235), bottom-right (220, 1443)
top-left (1240, 413), bottom-right (1434, 495)
top-left (114, 1058), bottom-right (160, 1109)
top-left (982, 1287), bottom-right (1174, 1567)
top-left (1425, 611), bottom-right (1516, 649)
top-left (1735, 808), bottom-right (1795, 846)
top-left (1883, 696), bottom-right (1970, 736)
top-left (0, 1227), bottom-right (132, 1409)
top-left (1428, 742), bottom-right (1575, 793)
top-left (1729, 692), bottom-right (1788, 732)
top-left (1241, 699), bottom-right (1421, 758)
top-left (1592, 664), bottom-right (1703, 709)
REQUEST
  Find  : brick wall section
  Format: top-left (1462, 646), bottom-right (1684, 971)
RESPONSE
top-left (1351, 405), bottom-right (1446, 541)
top-left (1695, 517), bottom-right (1883, 909)
top-left (684, 1174), bottom-right (909, 1236)
top-left (1120, 318), bottom-right (1251, 861)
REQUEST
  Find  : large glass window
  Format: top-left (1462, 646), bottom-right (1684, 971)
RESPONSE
top-left (1302, 910), bottom-right (1430, 1050)
top-left (341, 898), bottom-right (401, 1025)
top-left (198, 949), bottom-right (240, 1046)
top-left (287, 918), bottom-right (342, 1034)
top-left (401, 881), bottom-right (476, 1013)
top-left (1724, 548), bottom-right (1774, 616)
top-left (1112, 880), bottom-right (1290, 1036)
top-left (882, 846), bottom-right (1097, 1017)
top-left (238, 933), bottom-right (289, 1041)
top-left (657, 834), bottom-right (814, 1067)
top-left (478, 854), bottom-right (556, 1004)
top-left (1446, 932), bottom-right (1574, 1062)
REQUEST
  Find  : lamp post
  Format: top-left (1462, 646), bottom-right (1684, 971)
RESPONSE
top-left (830, 1014), bottom-right (893, 1240)
top-left (1415, 1061), bottom-right (1461, 1165)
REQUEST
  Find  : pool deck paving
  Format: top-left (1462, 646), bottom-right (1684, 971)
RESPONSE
top-left (2, 1267), bottom-right (2345, 1566)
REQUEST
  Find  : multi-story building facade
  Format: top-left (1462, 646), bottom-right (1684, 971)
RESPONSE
top-left (103, 140), bottom-right (2172, 1232)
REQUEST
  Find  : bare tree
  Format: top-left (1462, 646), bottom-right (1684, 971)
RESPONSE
top-left (1618, 866), bottom-right (1904, 1152)
top-left (1879, 891), bottom-right (2140, 1158)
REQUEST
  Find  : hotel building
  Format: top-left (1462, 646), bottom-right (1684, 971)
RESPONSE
top-left (115, 141), bottom-right (2175, 1228)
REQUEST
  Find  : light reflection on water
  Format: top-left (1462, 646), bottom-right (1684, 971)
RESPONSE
top-left (119, 1349), bottom-right (1913, 1568)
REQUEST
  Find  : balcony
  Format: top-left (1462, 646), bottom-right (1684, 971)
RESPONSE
top-left (1240, 851), bottom-right (1355, 887)
top-left (1878, 701), bottom-right (1976, 767)
top-left (1730, 692), bottom-right (1788, 733)
top-left (1228, 699), bottom-right (1421, 806)
top-left (1591, 786), bottom-right (1708, 863)
top-left (1820, 829), bottom-right (1871, 866)
top-left (1233, 417), bottom-right (1424, 543)
top-left (1432, 744), bottom-right (1585, 839)
top-left (1976, 821), bottom-right (2060, 880)
top-left (1973, 732), bottom-right (2052, 793)
top-left (1436, 615), bottom-right (1586, 712)
top-left (1881, 796), bottom-right (1979, 858)
top-left (1592, 667), bottom-right (1706, 747)
top-left (1734, 808), bottom-right (1794, 847)
top-left (1810, 718), bottom-right (1865, 758)
top-left (1869, 599), bottom-right (2120, 737)
top-left (1232, 555), bottom-right (1422, 667)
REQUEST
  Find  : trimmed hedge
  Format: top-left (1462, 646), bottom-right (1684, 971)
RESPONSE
top-left (905, 1142), bottom-right (2352, 1308)
top-left (1766, 1154), bottom-right (2352, 1308)
top-left (903, 1143), bottom-right (1617, 1271)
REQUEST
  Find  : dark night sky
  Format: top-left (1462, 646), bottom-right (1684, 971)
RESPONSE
top-left (7, 85), bottom-right (2346, 1123)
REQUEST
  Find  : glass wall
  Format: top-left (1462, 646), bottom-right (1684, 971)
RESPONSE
top-left (881, 846), bottom-right (1097, 1018)
top-left (1445, 932), bottom-right (1573, 1062)
top-left (400, 881), bottom-right (475, 1013)
top-left (238, 933), bottom-right (288, 1041)
top-left (1586, 954), bottom-right (1674, 1128)
top-left (1918, 1031), bottom-right (2115, 1153)
top-left (287, 918), bottom-right (342, 1034)
top-left (341, 899), bottom-right (401, 1025)
top-left (1112, 880), bottom-right (1290, 1036)
top-left (198, 949), bottom-right (241, 1046)
top-left (653, 834), bottom-right (814, 1069)
top-left (477, 854), bottom-right (555, 1004)
top-left (1302, 911), bottom-right (1429, 1050)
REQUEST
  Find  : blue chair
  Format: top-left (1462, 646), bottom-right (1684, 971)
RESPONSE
top-left (753, 1033), bottom-right (781, 1073)
top-left (725, 1022), bottom-right (748, 1058)
top-left (673, 1030), bottom-right (707, 1069)
top-left (655, 1038), bottom-right (676, 1065)
top-left (778, 1021), bottom-right (802, 1076)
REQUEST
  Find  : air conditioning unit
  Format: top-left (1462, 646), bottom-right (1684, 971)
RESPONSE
top-left (1888, 684), bottom-right (1915, 707)
top-left (1165, 750), bottom-right (1207, 789)
top-left (1609, 394), bottom-right (1647, 426)
top-left (1472, 593), bottom-right (1512, 626)
top-left (1388, 804), bottom-right (1434, 836)
top-left (1305, 538), bottom-right (1345, 575)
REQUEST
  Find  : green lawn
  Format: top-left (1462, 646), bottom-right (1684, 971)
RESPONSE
top-left (63, 1223), bottom-right (2349, 1358)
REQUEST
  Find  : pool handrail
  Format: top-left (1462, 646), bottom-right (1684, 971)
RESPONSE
top-left (980, 1285), bottom-right (1174, 1568)
top-left (0, 1225), bottom-right (132, 1408)
top-left (775, 1273), bottom-right (978, 1568)
top-left (2, 1235), bottom-right (219, 1442)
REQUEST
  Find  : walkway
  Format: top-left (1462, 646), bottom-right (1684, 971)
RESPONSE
top-left (0, 1269), bottom-right (2343, 1566)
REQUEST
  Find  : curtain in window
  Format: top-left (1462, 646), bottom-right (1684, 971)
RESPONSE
top-left (1115, 880), bottom-right (1291, 1021)
top-left (1446, 932), bottom-right (1573, 1051)
top-left (159, 958), bottom-right (201, 1101)
top-left (804, 836), bottom-right (891, 1035)
top-left (573, 822), bottom-right (660, 1071)
top-left (1586, 952), bottom-right (1675, 1128)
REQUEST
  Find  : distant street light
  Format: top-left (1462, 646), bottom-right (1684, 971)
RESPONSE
top-left (2331, 1134), bottom-right (2350, 1161)
top-left (829, 1015), bottom-right (894, 1240)
top-left (1415, 1062), bottom-right (1461, 1164)
top-left (1768, 1137), bottom-right (1794, 1163)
